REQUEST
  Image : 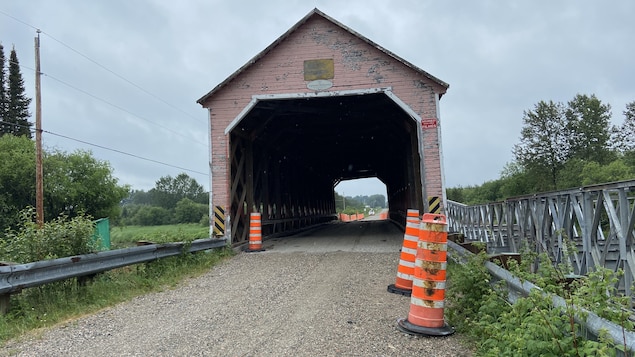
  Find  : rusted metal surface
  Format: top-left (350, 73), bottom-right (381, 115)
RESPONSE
top-left (303, 59), bottom-right (334, 81)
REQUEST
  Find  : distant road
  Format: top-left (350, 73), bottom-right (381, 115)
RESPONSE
top-left (264, 219), bottom-right (400, 253)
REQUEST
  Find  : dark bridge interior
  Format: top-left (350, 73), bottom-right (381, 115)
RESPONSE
top-left (229, 91), bottom-right (424, 243)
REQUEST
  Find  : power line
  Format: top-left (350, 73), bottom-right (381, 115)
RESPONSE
top-left (0, 9), bottom-right (36, 30)
top-left (0, 9), bottom-right (204, 124)
top-left (0, 120), bottom-right (208, 177)
top-left (42, 70), bottom-right (208, 147)
top-left (43, 129), bottom-right (208, 176)
top-left (0, 11), bottom-right (210, 181)
top-left (41, 32), bottom-right (205, 125)
top-left (8, 59), bottom-right (207, 147)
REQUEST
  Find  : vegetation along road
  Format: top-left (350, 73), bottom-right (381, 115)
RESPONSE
top-left (1, 219), bottom-right (471, 356)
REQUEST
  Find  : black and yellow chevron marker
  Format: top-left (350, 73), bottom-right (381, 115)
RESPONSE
top-left (213, 206), bottom-right (225, 236)
top-left (428, 196), bottom-right (441, 214)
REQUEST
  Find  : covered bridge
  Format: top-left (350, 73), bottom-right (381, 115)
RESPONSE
top-left (197, 8), bottom-right (449, 244)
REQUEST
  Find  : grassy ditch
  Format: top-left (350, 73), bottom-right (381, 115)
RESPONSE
top-left (110, 223), bottom-right (210, 248)
top-left (0, 225), bottom-right (233, 345)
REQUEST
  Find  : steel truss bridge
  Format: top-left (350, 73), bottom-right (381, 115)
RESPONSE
top-left (446, 179), bottom-right (635, 297)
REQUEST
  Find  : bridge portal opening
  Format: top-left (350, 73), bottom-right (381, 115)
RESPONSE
top-left (335, 177), bottom-right (388, 217)
top-left (227, 91), bottom-right (424, 242)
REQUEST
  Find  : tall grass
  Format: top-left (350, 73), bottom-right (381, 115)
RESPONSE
top-left (110, 224), bottom-right (210, 248)
top-left (0, 227), bottom-right (232, 345)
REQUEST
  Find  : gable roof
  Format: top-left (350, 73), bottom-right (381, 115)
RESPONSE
top-left (197, 8), bottom-right (449, 105)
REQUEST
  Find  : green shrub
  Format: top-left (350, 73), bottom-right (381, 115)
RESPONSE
top-left (120, 200), bottom-right (209, 227)
top-left (174, 198), bottom-right (208, 224)
top-left (0, 208), bottom-right (97, 263)
top-left (120, 203), bottom-right (143, 225)
top-left (133, 205), bottom-right (172, 226)
top-left (446, 253), bottom-right (498, 334)
top-left (447, 251), bottom-right (632, 356)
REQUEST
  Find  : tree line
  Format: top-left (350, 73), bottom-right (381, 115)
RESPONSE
top-left (0, 135), bottom-right (130, 233)
top-left (120, 173), bottom-right (209, 226)
top-left (448, 94), bottom-right (635, 205)
top-left (0, 134), bottom-right (209, 232)
top-left (334, 192), bottom-right (386, 215)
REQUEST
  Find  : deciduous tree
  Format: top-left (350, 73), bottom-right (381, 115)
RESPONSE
top-left (513, 100), bottom-right (569, 191)
top-left (579, 159), bottom-right (633, 186)
top-left (44, 149), bottom-right (129, 220)
top-left (149, 173), bottom-right (206, 210)
top-left (367, 194), bottom-right (386, 208)
top-left (565, 94), bottom-right (613, 164)
top-left (0, 135), bottom-right (129, 232)
top-left (499, 161), bottom-right (532, 197)
top-left (611, 101), bottom-right (635, 154)
top-left (174, 198), bottom-right (208, 224)
top-left (0, 135), bottom-right (36, 229)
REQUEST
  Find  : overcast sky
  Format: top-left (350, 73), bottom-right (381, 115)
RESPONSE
top-left (1, 1), bottom-right (633, 198)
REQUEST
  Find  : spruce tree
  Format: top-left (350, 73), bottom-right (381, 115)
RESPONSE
top-left (6, 46), bottom-right (32, 138)
top-left (0, 43), bottom-right (8, 135)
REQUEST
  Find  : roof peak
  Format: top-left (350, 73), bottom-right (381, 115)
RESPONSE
top-left (197, 8), bottom-right (448, 105)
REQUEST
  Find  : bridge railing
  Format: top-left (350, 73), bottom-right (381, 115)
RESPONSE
top-left (446, 179), bottom-right (635, 297)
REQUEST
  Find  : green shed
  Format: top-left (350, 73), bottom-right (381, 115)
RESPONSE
top-left (92, 218), bottom-right (111, 250)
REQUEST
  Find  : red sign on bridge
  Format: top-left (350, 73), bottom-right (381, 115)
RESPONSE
top-left (421, 118), bottom-right (438, 129)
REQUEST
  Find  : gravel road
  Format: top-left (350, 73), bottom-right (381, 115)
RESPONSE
top-left (1, 220), bottom-right (472, 356)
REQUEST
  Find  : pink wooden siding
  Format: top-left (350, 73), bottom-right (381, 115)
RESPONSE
top-left (201, 14), bottom-right (447, 211)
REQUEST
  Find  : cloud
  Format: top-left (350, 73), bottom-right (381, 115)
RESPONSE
top-left (1, 0), bottom-right (633, 195)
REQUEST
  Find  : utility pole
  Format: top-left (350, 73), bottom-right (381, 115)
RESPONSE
top-left (35, 30), bottom-right (43, 228)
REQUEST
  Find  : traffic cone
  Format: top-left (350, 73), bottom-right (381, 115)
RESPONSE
top-left (245, 212), bottom-right (265, 252)
top-left (397, 213), bottom-right (454, 336)
top-left (387, 209), bottom-right (420, 296)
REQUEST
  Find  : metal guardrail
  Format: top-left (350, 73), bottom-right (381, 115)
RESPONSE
top-left (446, 179), bottom-right (635, 297)
top-left (0, 238), bottom-right (227, 297)
top-left (448, 240), bottom-right (635, 356)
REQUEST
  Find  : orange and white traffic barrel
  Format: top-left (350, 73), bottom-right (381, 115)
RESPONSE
top-left (388, 209), bottom-right (420, 296)
top-left (397, 213), bottom-right (454, 336)
top-left (406, 209), bottom-right (419, 224)
top-left (245, 212), bottom-right (265, 252)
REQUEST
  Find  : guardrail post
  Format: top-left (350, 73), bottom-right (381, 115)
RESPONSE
top-left (0, 294), bottom-right (9, 315)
